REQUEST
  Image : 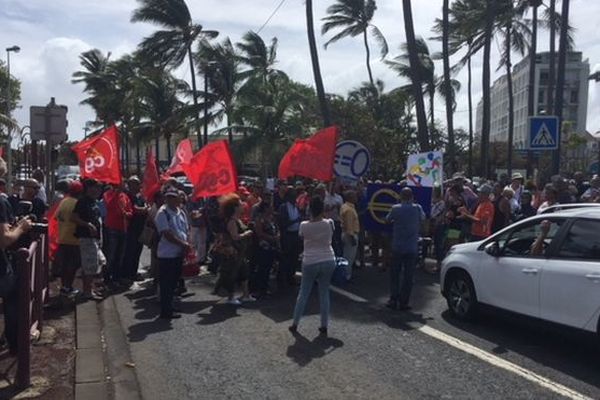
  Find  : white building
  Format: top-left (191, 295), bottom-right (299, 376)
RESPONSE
top-left (476, 51), bottom-right (590, 149)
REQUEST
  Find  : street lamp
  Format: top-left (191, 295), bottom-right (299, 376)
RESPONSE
top-left (5, 45), bottom-right (20, 187)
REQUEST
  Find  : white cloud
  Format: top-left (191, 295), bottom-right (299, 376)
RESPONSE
top-left (1, 0), bottom-right (600, 142)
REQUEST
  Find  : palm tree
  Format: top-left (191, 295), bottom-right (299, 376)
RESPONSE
top-left (442, 0), bottom-right (456, 174)
top-left (306, 0), bottom-right (332, 126)
top-left (196, 38), bottom-right (243, 143)
top-left (321, 0), bottom-right (388, 91)
top-left (401, 0), bottom-right (429, 151)
top-left (480, 0), bottom-right (496, 178)
top-left (553, 0), bottom-right (570, 174)
top-left (131, 0), bottom-right (218, 148)
top-left (497, 0), bottom-right (531, 176)
top-left (236, 31), bottom-right (288, 89)
top-left (72, 49), bottom-right (116, 125)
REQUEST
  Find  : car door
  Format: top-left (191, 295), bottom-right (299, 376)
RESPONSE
top-left (540, 219), bottom-right (600, 330)
top-left (478, 218), bottom-right (565, 318)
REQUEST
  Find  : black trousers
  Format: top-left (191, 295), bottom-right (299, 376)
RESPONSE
top-left (158, 257), bottom-right (183, 316)
top-left (123, 230), bottom-right (144, 279)
top-left (2, 283), bottom-right (18, 352)
top-left (279, 231), bottom-right (300, 287)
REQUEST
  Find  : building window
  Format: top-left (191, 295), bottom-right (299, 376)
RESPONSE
top-left (540, 71), bottom-right (549, 86)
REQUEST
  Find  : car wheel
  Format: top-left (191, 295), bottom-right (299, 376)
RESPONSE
top-left (446, 271), bottom-right (478, 321)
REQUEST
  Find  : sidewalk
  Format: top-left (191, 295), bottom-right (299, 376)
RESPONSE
top-left (75, 293), bottom-right (142, 400)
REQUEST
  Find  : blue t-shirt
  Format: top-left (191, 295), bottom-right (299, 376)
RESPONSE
top-left (386, 203), bottom-right (425, 254)
top-left (155, 206), bottom-right (189, 259)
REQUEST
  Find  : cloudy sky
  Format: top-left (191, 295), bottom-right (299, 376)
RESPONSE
top-left (2, 0), bottom-right (599, 142)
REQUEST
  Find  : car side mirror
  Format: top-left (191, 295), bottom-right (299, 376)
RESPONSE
top-left (484, 242), bottom-right (500, 257)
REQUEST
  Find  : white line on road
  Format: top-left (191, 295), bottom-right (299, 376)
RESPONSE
top-left (327, 285), bottom-right (593, 400)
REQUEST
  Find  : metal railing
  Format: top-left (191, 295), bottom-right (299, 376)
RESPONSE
top-left (15, 234), bottom-right (49, 389)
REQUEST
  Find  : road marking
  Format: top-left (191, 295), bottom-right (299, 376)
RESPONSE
top-left (327, 284), bottom-right (593, 400)
top-left (330, 286), bottom-right (369, 303)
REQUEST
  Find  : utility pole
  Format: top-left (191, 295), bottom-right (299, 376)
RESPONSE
top-left (5, 45), bottom-right (20, 187)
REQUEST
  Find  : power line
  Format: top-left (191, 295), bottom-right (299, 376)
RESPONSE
top-left (256, 0), bottom-right (287, 34)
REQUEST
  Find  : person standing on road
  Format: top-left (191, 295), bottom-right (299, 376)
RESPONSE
top-left (277, 187), bottom-right (301, 290)
top-left (123, 176), bottom-right (149, 282)
top-left (155, 189), bottom-right (191, 319)
top-left (385, 187), bottom-right (425, 311)
top-left (340, 190), bottom-right (359, 281)
top-left (459, 184), bottom-right (495, 242)
top-left (103, 185), bottom-right (133, 284)
top-left (72, 179), bottom-right (105, 301)
top-left (55, 180), bottom-right (83, 296)
top-left (289, 196), bottom-right (336, 336)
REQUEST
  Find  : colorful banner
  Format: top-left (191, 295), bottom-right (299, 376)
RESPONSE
top-left (406, 151), bottom-right (443, 188)
top-left (362, 184), bottom-right (432, 233)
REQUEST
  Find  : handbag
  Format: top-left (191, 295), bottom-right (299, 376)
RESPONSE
top-left (331, 258), bottom-right (350, 286)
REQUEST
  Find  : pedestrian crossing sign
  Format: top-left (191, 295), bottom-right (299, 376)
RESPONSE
top-left (529, 116), bottom-right (559, 150)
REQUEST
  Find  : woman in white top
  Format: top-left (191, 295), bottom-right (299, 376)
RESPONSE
top-left (289, 196), bottom-right (336, 336)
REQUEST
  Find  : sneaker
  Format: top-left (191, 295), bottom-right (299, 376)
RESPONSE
top-left (226, 299), bottom-right (242, 306)
top-left (288, 325), bottom-right (298, 334)
top-left (318, 327), bottom-right (328, 336)
top-left (239, 296), bottom-right (256, 303)
top-left (61, 288), bottom-right (81, 297)
top-left (83, 292), bottom-right (103, 301)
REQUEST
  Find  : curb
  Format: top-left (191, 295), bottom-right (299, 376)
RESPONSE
top-left (75, 295), bottom-right (142, 400)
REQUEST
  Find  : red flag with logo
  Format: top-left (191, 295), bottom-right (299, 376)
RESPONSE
top-left (142, 149), bottom-right (161, 202)
top-left (182, 140), bottom-right (238, 199)
top-left (72, 125), bottom-right (122, 185)
top-left (278, 126), bottom-right (339, 181)
top-left (164, 138), bottom-right (193, 176)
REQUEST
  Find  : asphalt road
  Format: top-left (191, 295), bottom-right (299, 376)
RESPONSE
top-left (111, 250), bottom-right (600, 400)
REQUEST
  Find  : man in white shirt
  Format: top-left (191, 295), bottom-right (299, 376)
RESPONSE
top-left (155, 189), bottom-right (191, 319)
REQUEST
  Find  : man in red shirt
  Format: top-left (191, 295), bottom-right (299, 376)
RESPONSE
top-left (459, 184), bottom-right (495, 242)
top-left (103, 184), bottom-right (133, 284)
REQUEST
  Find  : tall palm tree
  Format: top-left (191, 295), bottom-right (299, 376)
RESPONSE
top-left (306, 0), bottom-right (332, 126)
top-left (321, 0), bottom-right (388, 91)
top-left (401, 0), bottom-right (429, 151)
top-left (442, 0), bottom-right (456, 174)
top-left (72, 49), bottom-right (116, 125)
top-left (131, 0), bottom-right (218, 148)
top-left (236, 31), bottom-right (288, 89)
top-left (480, 0), bottom-right (496, 178)
top-left (196, 38), bottom-right (242, 143)
top-left (553, 0), bottom-right (570, 174)
top-left (497, 0), bottom-right (531, 176)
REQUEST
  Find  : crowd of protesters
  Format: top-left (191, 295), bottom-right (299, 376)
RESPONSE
top-left (2, 162), bottom-right (599, 345)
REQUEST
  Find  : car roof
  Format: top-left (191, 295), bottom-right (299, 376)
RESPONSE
top-left (544, 207), bottom-right (600, 219)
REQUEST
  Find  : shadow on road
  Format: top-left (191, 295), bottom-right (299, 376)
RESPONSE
top-left (286, 332), bottom-right (344, 367)
top-left (197, 304), bottom-right (241, 325)
top-left (441, 308), bottom-right (600, 390)
top-left (127, 319), bottom-right (174, 342)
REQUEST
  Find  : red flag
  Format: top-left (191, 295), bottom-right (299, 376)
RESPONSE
top-left (72, 125), bottom-right (122, 185)
top-left (182, 140), bottom-right (238, 199)
top-left (47, 201), bottom-right (60, 262)
top-left (165, 138), bottom-right (193, 176)
top-left (278, 126), bottom-right (339, 181)
top-left (142, 149), bottom-right (161, 202)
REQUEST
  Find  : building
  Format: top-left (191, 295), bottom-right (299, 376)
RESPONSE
top-left (476, 51), bottom-right (590, 149)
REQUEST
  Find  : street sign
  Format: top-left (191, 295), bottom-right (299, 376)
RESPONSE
top-left (529, 116), bottom-right (559, 150)
top-left (30, 104), bottom-right (68, 144)
top-left (333, 140), bottom-right (370, 181)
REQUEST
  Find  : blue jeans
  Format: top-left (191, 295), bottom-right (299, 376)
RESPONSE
top-left (105, 229), bottom-right (127, 282)
top-left (390, 252), bottom-right (418, 306)
top-left (292, 259), bottom-right (336, 328)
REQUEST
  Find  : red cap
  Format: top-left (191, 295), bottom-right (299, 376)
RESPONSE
top-left (69, 180), bottom-right (84, 196)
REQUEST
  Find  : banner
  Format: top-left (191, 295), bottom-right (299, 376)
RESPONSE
top-left (406, 151), bottom-right (443, 188)
top-left (72, 125), bottom-right (122, 185)
top-left (165, 138), bottom-right (193, 176)
top-left (182, 140), bottom-right (238, 199)
top-left (142, 149), bottom-right (161, 202)
top-left (278, 126), bottom-right (339, 182)
top-left (362, 184), bottom-right (432, 233)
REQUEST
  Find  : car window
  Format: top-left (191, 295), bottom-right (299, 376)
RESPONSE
top-left (556, 219), bottom-right (600, 261)
top-left (495, 219), bottom-right (564, 257)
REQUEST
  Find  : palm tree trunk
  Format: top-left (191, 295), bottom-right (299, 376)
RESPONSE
top-left (306, 0), bottom-right (332, 127)
top-left (553, 0), bottom-right (570, 174)
top-left (188, 45), bottom-right (202, 149)
top-left (227, 112), bottom-right (233, 143)
top-left (166, 133), bottom-right (172, 162)
top-left (480, 0), bottom-right (495, 178)
top-left (442, 0), bottom-right (455, 175)
top-left (402, 0), bottom-right (429, 151)
top-left (546, 0), bottom-right (556, 114)
top-left (527, 2), bottom-right (539, 180)
top-left (506, 25), bottom-right (515, 177)
top-left (429, 86), bottom-right (435, 127)
top-left (155, 134), bottom-right (160, 167)
top-left (363, 29), bottom-right (375, 89)
top-left (468, 49), bottom-right (474, 177)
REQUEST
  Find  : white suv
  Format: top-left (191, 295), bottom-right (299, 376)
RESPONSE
top-left (440, 208), bottom-right (600, 335)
